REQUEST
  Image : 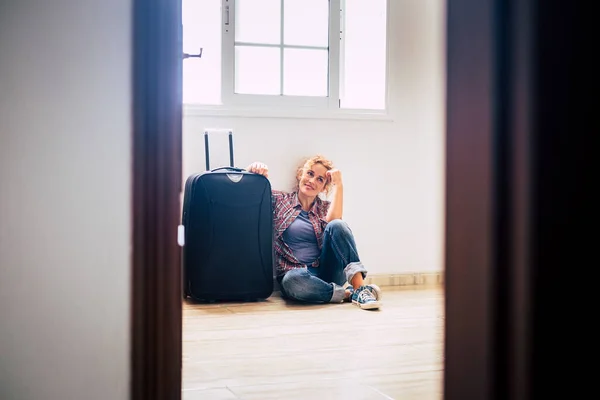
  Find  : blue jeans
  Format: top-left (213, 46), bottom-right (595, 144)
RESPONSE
top-left (279, 219), bottom-right (368, 303)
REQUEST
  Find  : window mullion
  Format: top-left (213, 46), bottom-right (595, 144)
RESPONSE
top-left (221, 0), bottom-right (235, 105)
top-left (338, 0), bottom-right (346, 107)
top-left (280, 0), bottom-right (285, 95)
top-left (328, 0), bottom-right (341, 109)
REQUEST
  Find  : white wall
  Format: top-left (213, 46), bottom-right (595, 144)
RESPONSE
top-left (183, 0), bottom-right (446, 275)
top-left (0, 1), bottom-right (131, 399)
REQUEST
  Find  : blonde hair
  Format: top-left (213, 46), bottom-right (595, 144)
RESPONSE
top-left (295, 155), bottom-right (335, 195)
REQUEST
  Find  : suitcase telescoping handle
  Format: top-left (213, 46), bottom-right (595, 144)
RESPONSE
top-left (204, 130), bottom-right (235, 171)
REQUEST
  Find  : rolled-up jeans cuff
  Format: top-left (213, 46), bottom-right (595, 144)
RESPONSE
top-left (344, 262), bottom-right (368, 285)
top-left (330, 283), bottom-right (346, 303)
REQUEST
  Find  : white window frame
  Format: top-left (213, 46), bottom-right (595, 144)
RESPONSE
top-left (184, 0), bottom-right (391, 120)
top-left (221, 0), bottom-right (340, 109)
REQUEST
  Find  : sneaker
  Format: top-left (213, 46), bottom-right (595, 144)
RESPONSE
top-left (351, 286), bottom-right (382, 310)
top-left (345, 284), bottom-right (383, 302)
top-left (366, 284), bottom-right (382, 302)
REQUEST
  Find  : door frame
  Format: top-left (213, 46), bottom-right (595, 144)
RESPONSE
top-left (130, 0), bottom-right (586, 398)
top-left (444, 0), bottom-right (533, 398)
top-left (130, 0), bottom-right (183, 398)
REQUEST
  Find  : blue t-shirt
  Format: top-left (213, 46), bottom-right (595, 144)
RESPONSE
top-left (282, 210), bottom-right (320, 265)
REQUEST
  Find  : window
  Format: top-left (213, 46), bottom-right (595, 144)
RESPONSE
top-left (182, 0), bottom-right (388, 112)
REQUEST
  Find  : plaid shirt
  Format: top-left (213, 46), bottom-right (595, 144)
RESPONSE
top-left (272, 190), bottom-right (330, 278)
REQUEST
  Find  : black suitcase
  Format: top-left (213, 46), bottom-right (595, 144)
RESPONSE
top-left (181, 131), bottom-right (274, 302)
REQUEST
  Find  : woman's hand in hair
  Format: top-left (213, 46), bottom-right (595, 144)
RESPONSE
top-left (326, 168), bottom-right (342, 187)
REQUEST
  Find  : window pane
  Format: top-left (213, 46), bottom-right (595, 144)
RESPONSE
top-left (284, 0), bottom-right (329, 47)
top-left (283, 49), bottom-right (328, 97)
top-left (235, 46), bottom-right (281, 95)
top-left (182, 0), bottom-right (221, 104)
top-left (235, 0), bottom-right (281, 45)
top-left (340, 0), bottom-right (387, 109)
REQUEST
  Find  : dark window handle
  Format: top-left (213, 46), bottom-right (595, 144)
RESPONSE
top-left (183, 48), bottom-right (203, 59)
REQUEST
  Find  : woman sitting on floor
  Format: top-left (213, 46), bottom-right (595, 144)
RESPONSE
top-left (247, 155), bottom-right (382, 310)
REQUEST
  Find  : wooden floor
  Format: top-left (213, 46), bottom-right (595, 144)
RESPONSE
top-left (182, 285), bottom-right (445, 400)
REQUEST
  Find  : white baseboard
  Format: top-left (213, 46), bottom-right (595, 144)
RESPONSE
top-left (364, 272), bottom-right (444, 287)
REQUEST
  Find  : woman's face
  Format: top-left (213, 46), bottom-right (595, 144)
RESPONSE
top-left (298, 163), bottom-right (328, 197)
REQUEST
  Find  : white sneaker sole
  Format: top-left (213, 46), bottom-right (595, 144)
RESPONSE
top-left (353, 299), bottom-right (382, 310)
